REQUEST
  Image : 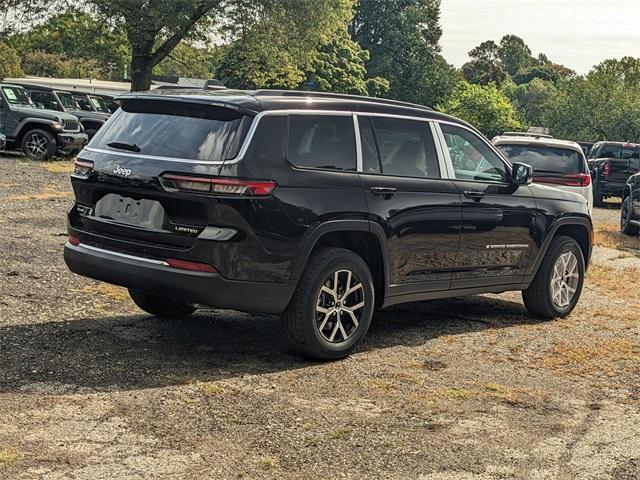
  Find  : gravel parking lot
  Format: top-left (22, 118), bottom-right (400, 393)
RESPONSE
top-left (1, 155), bottom-right (639, 480)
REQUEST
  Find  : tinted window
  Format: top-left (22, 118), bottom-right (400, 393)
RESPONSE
top-left (497, 144), bottom-right (585, 174)
top-left (441, 124), bottom-right (508, 183)
top-left (90, 100), bottom-right (249, 162)
top-left (358, 117), bottom-right (381, 174)
top-left (56, 91), bottom-right (79, 110)
top-left (372, 117), bottom-right (440, 178)
top-left (30, 91), bottom-right (59, 110)
top-left (287, 115), bottom-right (356, 171)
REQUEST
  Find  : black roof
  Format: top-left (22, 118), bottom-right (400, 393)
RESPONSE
top-left (118, 88), bottom-right (469, 126)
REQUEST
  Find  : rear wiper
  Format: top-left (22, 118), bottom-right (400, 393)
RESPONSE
top-left (107, 141), bottom-right (141, 153)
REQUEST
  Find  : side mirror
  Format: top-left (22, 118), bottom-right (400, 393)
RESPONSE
top-left (512, 162), bottom-right (533, 185)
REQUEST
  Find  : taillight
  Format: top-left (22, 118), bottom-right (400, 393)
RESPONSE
top-left (162, 174), bottom-right (277, 196)
top-left (533, 173), bottom-right (591, 187)
top-left (73, 159), bottom-right (94, 177)
top-left (68, 235), bottom-right (80, 246)
top-left (165, 258), bottom-right (216, 273)
top-left (603, 160), bottom-right (611, 176)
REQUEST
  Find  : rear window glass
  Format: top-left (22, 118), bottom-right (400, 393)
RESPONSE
top-left (598, 144), bottom-right (640, 159)
top-left (89, 100), bottom-right (250, 161)
top-left (497, 144), bottom-right (584, 175)
top-left (287, 115), bottom-right (356, 171)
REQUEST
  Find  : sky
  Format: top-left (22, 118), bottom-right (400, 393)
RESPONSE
top-left (440, 0), bottom-right (640, 73)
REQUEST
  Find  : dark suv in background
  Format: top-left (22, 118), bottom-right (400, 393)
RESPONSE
top-left (0, 82), bottom-right (88, 160)
top-left (64, 89), bottom-right (592, 359)
top-left (588, 141), bottom-right (640, 206)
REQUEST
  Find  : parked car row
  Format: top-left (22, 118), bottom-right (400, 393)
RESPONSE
top-left (586, 141), bottom-right (640, 207)
top-left (0, 81), bottom-right (117, 160)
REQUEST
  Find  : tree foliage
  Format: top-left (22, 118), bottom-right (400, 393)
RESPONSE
top-left (351, 0), bottom-right (459, 107)
top-left (154, 43), bottom-right (222, 79)
top-left (0, 41), bottom-right (23, 78)
top-left (439, 82), bottom-right (525, 138)
top-left (21, 50), bottom-right (102, 78)
top-left (303, 30), bottom-right (389, 96)
top-left (498, 35), bottom-right (535, 77)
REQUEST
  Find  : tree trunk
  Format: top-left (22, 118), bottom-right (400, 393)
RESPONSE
top-left (130, 52), bottom-right (154, 92)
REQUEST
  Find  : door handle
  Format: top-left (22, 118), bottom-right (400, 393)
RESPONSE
top-left (463, 190), bottom-right (485, 201)
top-left (370, 186), bottom-right (397, 198)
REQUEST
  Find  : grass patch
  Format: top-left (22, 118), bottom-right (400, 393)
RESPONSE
top-left (369, 379), bottom-right (398, 392)
top-left (0, 450), bottom-right (21, 466)
top-left (330, 427), bottom-right (353, 440)
top-left (587, 263), bottom-right (640, 300)
top-left (438, 387), bottom-right (476, 400)
top-left (41, 161), bottom-right (74, 174)
top-left (76, 283), bottom-right (130, 302)
top-left (200, 383), bottom-right (224, 396)
top-left (8, 185), bottom-right (72, 201)
top-left (595, 222), bottom-right (640, 253)
top-left (257, 456), bottom-right (279, 470)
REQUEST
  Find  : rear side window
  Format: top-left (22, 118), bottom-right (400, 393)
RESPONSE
top-left (287, 115), bottom-right (356, 171)
top-left (89, 100), bottom-right (250, 162)
top-left (372, 117), bottom-right (440, 178)
top-left (497, 144), bottom-right (585, 174)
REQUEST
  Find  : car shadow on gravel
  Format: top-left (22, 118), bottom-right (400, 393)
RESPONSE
top-left (0, 295), bottom-right (544, 393)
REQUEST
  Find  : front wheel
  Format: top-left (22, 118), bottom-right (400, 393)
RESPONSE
top-left (283, 247), bottom-right (375, 360)
top-left (129, 289), bottom-right (196, 319)
top-left (522, 235), bottom-right (585, 319)
top-left (22, 129), bottom-right (56, 161)
top-left (621, 196), bottom-right (639, 236)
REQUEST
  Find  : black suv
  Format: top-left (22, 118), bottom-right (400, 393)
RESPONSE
top-left (621, 172), bottom-right (640, 236)
top-left (588, 141), bottom-right (640, 206)
top-left (64, 89), bottom-right (593, 359)
top-left (0, 83), bottom-right (88, 160)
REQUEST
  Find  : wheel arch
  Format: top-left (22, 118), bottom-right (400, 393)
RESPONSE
top-left (16, 119), bottom-right (59, 143)
top-left (292, 220), bottom-right (389, 307)
top-left (530, 217), bottom-right (593, 277)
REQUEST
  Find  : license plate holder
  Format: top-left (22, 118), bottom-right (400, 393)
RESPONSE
top-left (94, 194), bottom-right (166, 230)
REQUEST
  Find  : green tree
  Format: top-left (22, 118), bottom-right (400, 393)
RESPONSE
top-left (21, 50), bottom-right (102, 78)
top-left (350, 0), bottom-right (460, 107)
top-left (498, 34), bottom-right (535, 76)
top-left (508, 78), bottom-right (557, 126)
top-left (469, 40), bottom-right (499, 62)
top-left (438, 82), bottom-right (525, 138)
top-left (302, 30), bottom-right (389, 96)
top-left (462, 59), bottom-right (507, 86)
top-left (215, 0), bottom-right (354, 89)
top-left (154, 43), bottom-right (222, 79)
top-left (0, 41), bottom-right (23, 78)
top-left (10, 8), bottom-right (129, 80)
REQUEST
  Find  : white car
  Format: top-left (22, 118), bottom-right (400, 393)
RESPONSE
top-left (493, 135), bottom-right (593, 212)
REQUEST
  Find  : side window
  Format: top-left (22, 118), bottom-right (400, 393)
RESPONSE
top-left (440, 124), bottom-right (508, 183)
top-left (358, 116), bottom-right (381, 174)
top-left (31, 91), bottom-right (56, 110)
top-left (371, 117), bottom-right (440, 178)
top-left (287, 115), bottom-right (356, 171)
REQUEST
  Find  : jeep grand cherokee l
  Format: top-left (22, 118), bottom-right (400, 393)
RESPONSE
top-left (64, 89), bottom-right (593, 360)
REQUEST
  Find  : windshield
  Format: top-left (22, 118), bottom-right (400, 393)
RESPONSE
top-left (2, 86), bottom-right (34, 106)
top-left (56, 91), bottom-right (79, 110)
top-left (497, 144), bottom-right (584, 175)
top-left (89, 96), bottom-right (109, 113)
top-left (597, 144), bottom-right (640, 159)
top-left (89, 100), bottom-right (250, 162)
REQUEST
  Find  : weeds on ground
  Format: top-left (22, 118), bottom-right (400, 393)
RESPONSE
top-left (595, 222), bottom-right (640, 253)
top-left (587, 263), bottom-right (640, 299)
top-left (7, 185), bottom-right (72, 201)
top-left (41, 161), bottom-right (74, 174)
top-left (75, 283), bottom-right (130, 302)
top-left (0, 450), bottom-right (21, 466)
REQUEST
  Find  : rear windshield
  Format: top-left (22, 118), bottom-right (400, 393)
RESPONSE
top-left (89, 100), bottom-right (250, 162)
top-left (497, 144), bottom-right (584, 175)
top-left (598, 144), bottom-right (640, 159)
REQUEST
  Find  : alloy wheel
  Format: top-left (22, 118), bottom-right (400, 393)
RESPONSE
top-left (315, 269), bottom-right (365, 343)
top-left (551, 251), bottom-right (580, 308)
top-left (25, 133), bottom-right (48, 158)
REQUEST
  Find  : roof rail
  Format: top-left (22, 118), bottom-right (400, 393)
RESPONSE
top-left (253, 89), bottom-right (433, 112)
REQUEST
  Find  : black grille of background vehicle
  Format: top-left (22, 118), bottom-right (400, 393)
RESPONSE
top-left (63, 119), bottom-right (79, 131)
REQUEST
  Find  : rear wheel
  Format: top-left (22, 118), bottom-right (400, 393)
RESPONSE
top-left (129, 289), bottom-right (196, 319)
top-left (522, 235), bottom-right (585, 319)
top-left (283, 247), bottom-right (375, 360)
top-left (593, 179), bottom-right (605, 207)
top-left (22, 129), bottom-right (56, 161)
top-left (621, 196), bottom-right (639, 235)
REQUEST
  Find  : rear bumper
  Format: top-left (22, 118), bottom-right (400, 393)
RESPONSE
top-left (63, 242), bottom-right (294, 314)
top-left (600, 182), bottom-right (624, 198)
top-left (57, 132), bottom-right (88, 152)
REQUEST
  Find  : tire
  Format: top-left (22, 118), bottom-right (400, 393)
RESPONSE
top-left (128, 289), bottom-right (196, 319)
top-left (621, 196), bottom-right (640, 236)
top-left (522, 235), bottom-right (585, 320)
top-left (593, 178), bottom-right (605, 207)
top-left (85, 128), bottom-right (97, 140)
top-left (283, 247), bottom-right (375, 360)
top-left (21, 128), bottom-right (56, 161)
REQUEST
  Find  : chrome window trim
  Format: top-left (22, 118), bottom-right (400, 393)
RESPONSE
top-left (72, 242), bottom-right (170, 266)
top-left (429, 121), bottom-right (454, 179)
top-left (352, 113), bottom-right (363, 172)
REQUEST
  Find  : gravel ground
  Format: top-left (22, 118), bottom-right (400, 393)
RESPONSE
top-left (0, 154), bottom-right (639, 480)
